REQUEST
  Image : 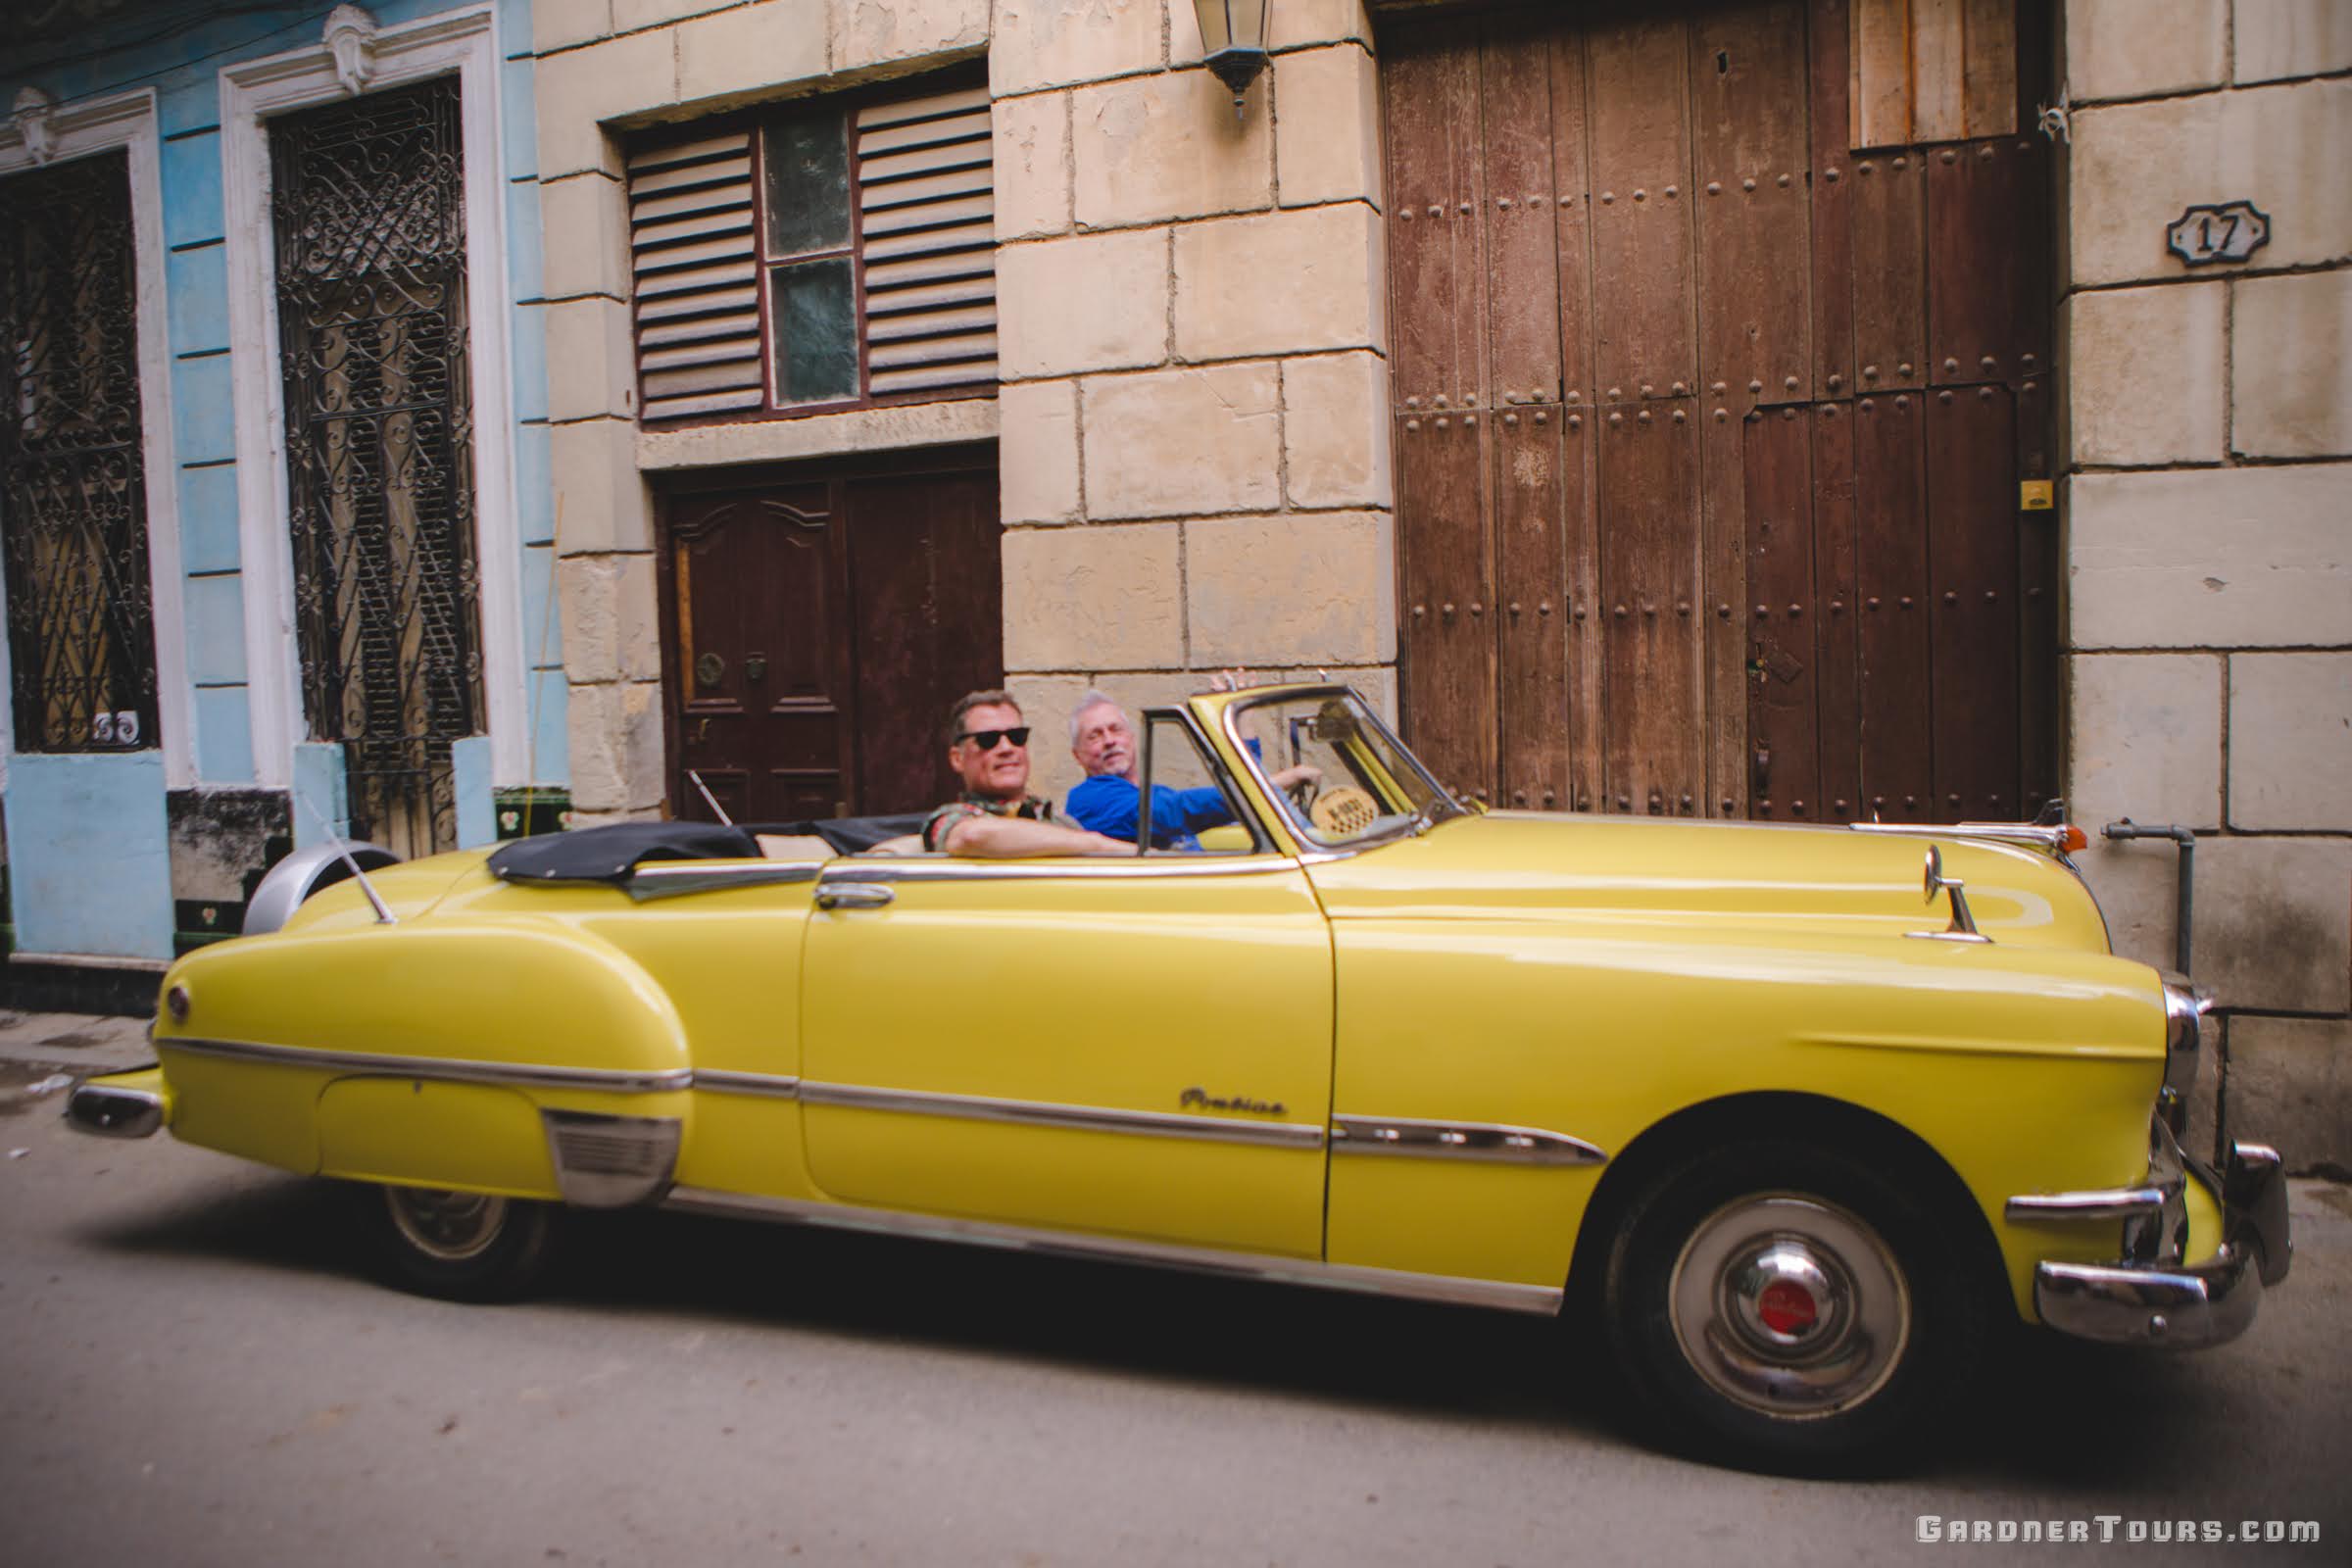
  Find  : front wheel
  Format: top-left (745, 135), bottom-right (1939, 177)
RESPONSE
top-left (1600, 1142), bottom-right (1987, 1474)
top-left (372, 1185), bottom-right (556, 1302)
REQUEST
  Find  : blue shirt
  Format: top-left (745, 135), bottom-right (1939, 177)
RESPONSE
top-left (1065, 773), bottom-right (1234, 850)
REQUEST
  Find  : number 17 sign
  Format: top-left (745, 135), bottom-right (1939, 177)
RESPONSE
top-left (2167, 201), bottom-right (2271, 267)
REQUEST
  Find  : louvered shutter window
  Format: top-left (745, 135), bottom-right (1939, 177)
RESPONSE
top-left (856, 86), bottom-right (995, 396)
top-left (628, 132), bottom-right (762, 421)
top-left (627, 80), bottom-right (995, 423)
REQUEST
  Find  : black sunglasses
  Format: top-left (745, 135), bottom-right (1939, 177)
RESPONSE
top-left (955, 726), bottom-right (1030, 751)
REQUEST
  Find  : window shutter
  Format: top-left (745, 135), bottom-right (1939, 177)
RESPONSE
top-left (855, 86), bottom-right (997, 396)
top-left (628, 131), bottom-right (762, 420)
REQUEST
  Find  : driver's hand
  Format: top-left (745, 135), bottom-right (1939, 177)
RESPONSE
top-left (1274, 763), bottom-right (1322, 789)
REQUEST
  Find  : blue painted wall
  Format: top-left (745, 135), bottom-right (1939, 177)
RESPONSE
top-left (4, 755), bottom-right (175, 959)
top-left (2, 0), bottom-right (561, 981)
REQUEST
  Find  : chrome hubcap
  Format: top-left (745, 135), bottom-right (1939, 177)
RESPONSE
top-left (1669, 1195), bottom-right (1910, 1417)
top-left (385, 1187), bottom-right (508, 1263)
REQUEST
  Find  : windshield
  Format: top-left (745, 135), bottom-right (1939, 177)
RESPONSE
top-left (1225, 690), bottom-right (1466, 848)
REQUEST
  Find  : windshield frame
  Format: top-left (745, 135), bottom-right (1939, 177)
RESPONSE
top-left (1216, 686), bottom-right (1466, 854)
top-left (1136, 703), bottom-right (1275, 857)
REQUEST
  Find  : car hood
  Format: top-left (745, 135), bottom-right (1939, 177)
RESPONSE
top-left (1301, 810), bottom-right (2113, 953)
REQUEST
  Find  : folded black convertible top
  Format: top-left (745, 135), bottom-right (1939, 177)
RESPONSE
top-left (485, 813), bottom-right (928, 885)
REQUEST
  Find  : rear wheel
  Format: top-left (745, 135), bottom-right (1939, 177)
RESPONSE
top-left (1600, 1141), bottom-right (1986, 1474)
top-left (373, 1185), bottom-right (555, 1302)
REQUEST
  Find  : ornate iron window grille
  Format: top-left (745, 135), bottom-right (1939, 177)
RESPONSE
top-left (272, 76), bottom-right (482, 857)
top-left (0, 150), bottom-right (160, 755)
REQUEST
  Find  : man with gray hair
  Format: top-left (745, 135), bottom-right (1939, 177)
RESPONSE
top-left (1063, 691), bottom-right (1317, 850)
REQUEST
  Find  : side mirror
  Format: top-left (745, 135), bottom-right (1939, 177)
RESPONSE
top-left (1919, 846), bottom-right (1985, 941)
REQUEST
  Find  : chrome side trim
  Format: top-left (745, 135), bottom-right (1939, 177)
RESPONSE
top-left (624, 862), bottom-right (821, 901)
top-left (662, 1186), bottom-right (1566, 1316)
top-left (542, 1108), bottom-right (682, 1207)
top-left (800, 1079), bottom-right (1327, 1150)
top-left (64, 1079), bottom-right (165, 1140)
top-left (1331, 1114), bottom-right (1607, 1167)
top-left (693, 1069), bottom-right (803, 1100)
top-left (822, 857), bottom-right (1301, 884)
top-left (2005, 1187), bottom-right (2168, 1224)
top-left (2008, 1114), bottom-right (2188, 1264)
top-left (1851, 820), bottom-right (2072, 856)
top-left (160, 1035), bottom-right (693, 1095)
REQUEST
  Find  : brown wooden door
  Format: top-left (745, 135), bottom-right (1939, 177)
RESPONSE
top-left (662, 458), bottom-right (1001, 822)
top-left (1381, 0), bottom-right (2056, 824)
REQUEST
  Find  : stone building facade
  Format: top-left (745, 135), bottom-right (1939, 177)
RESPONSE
top-left (2055, 0), bottom-right (2351, 1171)
top-left (8, 3), bottom-right (2328, 1153)
top-left (525, 0), bottom-right (2346, 1165)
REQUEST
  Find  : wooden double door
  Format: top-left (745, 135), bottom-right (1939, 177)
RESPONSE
top-left (660, 454), bottom-right (1001, 822)
top-left (1382, 0), bottom-right (2057, 824)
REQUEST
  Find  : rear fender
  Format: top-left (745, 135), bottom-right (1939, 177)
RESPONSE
top-left (155, 917), bottom-right (690, 1185)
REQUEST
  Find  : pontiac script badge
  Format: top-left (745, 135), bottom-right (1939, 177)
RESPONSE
top-left (1181, 1086), bottom-right (1287, 1116)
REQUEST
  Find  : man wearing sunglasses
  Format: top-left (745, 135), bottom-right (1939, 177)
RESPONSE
top-left (921, 690), bottom-right (1129, 858)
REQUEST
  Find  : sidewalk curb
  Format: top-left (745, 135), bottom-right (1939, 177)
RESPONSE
top-left (0, 1012), bottom-right (154, 1078)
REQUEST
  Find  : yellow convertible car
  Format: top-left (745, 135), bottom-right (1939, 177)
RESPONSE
top-left (67, 683), bottom-right (2286, 1472)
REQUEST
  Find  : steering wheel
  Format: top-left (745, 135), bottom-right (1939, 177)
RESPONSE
top-left (1309, 786), bottom-right (1380, 838)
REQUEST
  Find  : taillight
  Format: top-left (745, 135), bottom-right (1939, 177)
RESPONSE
top-left (2058, 823), bottom-right (2088, 855)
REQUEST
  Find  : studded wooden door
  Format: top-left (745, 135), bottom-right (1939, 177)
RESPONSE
top-left (1381, 0), bottom-right (2056, 824)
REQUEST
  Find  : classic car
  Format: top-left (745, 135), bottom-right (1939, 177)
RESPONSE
top-left (66, 682), bottom-right (2287, 1473)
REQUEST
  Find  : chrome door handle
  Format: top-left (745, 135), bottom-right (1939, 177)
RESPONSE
top-left (814, 882), bottom-right (894, 910)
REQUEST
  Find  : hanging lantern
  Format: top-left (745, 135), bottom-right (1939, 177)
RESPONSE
top-left (1193, 0), bottom-right (1272, 122)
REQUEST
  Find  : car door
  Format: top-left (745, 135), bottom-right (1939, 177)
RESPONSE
top-left (798, 851), bottom-right (1333, 1259)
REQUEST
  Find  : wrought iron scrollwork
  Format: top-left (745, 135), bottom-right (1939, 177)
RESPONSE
top-left (272, 76), bottom-right (480, 857)
top-left (0, 150), bottom-right (160, 755)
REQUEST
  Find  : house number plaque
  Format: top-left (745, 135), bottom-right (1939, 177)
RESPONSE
top-left (2166, 202), bottom-right (2270, 267)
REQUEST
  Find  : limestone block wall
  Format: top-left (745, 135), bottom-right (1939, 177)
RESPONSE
top-left (991, 0), bottom-right (1392, 804)
top-left (2058, 0), bottom-right (2352, 1169)
top-left (531, 0), bottom-right (1396, 816)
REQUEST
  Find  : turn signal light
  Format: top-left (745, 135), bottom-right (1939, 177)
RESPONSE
top-left (2058, 824), bottom-right (2087, 855)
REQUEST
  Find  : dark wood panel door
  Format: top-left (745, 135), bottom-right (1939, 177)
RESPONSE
top-left (668, 484), bottom-right (852, 824)
top-left (1381, 0), bottom-right (2056, 824)
top-left (844, 468), bottom-right (1002, 815)
top-left (662, 461), bottom-right (1001, 823)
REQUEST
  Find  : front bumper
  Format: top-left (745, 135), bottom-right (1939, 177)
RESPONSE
top-left (2013, 1137), bottom-right (2289, 1349)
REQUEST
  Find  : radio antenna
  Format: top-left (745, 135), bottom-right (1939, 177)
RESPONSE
top-left (290, 781), bottom-right (397, 925)
top-left (686, 769), bottom-right (733, 826)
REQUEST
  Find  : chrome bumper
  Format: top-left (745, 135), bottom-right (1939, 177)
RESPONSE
top-left (63, 1074), bottom-right (166, 1140)
top-left (2014, 1137), bottom-right (2290, 1349)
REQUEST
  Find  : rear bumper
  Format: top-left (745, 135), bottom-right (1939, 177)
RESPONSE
top-left (2020, 1140), bottom-right (2290, 1349)
top-left (63, 1065), bottom-right (169, 1140)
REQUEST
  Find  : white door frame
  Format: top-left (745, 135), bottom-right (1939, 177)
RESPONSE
top-left (220, 3), bottom-right (526, 789)
top-left (0, 88), bottom-right (192, 791)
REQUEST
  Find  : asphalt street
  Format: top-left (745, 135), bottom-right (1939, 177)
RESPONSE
top-left (0, 1040), bottom-right (2345, 1566)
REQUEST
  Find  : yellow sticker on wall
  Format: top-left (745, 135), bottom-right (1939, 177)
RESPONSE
top-left (2020, 479), bottom-right (2054, 511)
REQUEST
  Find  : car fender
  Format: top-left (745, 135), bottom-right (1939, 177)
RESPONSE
top-left (155, 917), bottom-right (691, 1184)
top-left (1321, 917), bottom-right (2164, 1310)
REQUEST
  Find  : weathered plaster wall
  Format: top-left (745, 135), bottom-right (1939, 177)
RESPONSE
top-left (3, 755), bottom-right (174, 960)
top-left (2059, 0), bottom-right (2352, 1169)
top-left (531, 0), bottom-right (1393, 815)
